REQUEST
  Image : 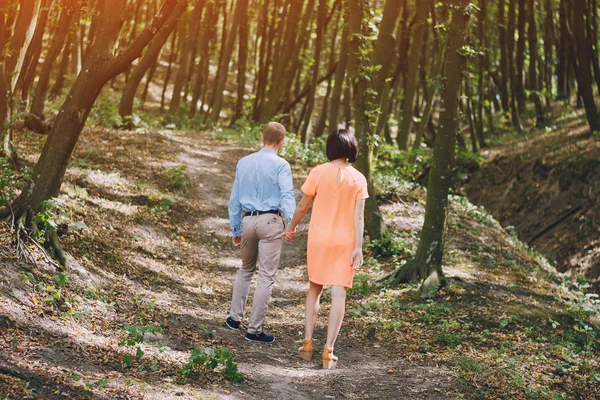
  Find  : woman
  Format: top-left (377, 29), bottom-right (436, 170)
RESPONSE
top-left (285, 129), bottom-right (368, 369)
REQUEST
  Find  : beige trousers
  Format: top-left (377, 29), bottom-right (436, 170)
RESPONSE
top-left (230, 213), bottom-right (284, 334)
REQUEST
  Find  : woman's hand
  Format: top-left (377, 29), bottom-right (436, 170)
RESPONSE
top-left (351, 248), bottom-right (363, 270)
top-left (284, 225), bottom-right (297, 242)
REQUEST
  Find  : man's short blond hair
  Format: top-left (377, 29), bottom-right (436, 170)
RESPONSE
top-left (263, 122), bottom-right (286, 145)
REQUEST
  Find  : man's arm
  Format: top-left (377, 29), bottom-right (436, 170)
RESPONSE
top-left (278, 162), bottom-right (296, 225)
top-left (228, 165), bottom-right (242, 240)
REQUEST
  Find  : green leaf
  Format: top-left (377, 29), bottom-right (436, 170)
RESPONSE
top-left (136, 346), bottom-right (144, 359)
top-left (122, 354), bottom-right (133, 365)
top-left (499, 319), bottom-right (509, 329)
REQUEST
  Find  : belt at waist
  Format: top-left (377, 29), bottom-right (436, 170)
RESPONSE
top-left (243, 210), bottom-right (282, 217)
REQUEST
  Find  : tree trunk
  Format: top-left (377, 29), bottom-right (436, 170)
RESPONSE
top-left (231, 0), bottom-right (249, 124)
top-left (387, 1), bottom-right (471, 297)
top-left (498, 0), bottom-right (510, 113)
top-left (346, 0), bottom-right (385, 240)
top-left (49, 34), bottom-right (73, 98)
top-left (573, 0), bottom-right (600, 131)
top-left (208, 0), bottom-right (247, 122)
top-left (475, 0), bottom-right (487, 148)
top-left (0, 0), bottom-right (42, 157)
top-left (160, 23), bottom-right (178, 111)
top-left (527, 0), bottom-right (545, 126)
top-left (119, 0), bottom-right (186, 125)
top-left (327, 20), bottom-right (348, 131)
top-left (10, 0), bottom-right (178, 218)
top-left (28, 0), bottom-right (77, 125)
top-left (170, 1), bottom-right (204, 115)
top-left (298, 0), bottom-right (328, 143)
top-left (190, 0), bottom-right (217, 117)
top-left (514, 0), bottom-right (527, 114)
top-left (507, 0), bottom-right (524, 132)
top-left (543, 0), bottom-right (553, 105)
top-left (557, 0), bottom-right (568, 99)
top-left (397, 0), bottom-right (431, 150)
top-left (15, 0), bottom-right (49, 103)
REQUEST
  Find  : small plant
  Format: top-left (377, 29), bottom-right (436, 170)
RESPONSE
top-left (180, 346), bottom-right (243, 382)
top-left (434, 332), bottom-right (464, 348)
top-left (163, 166), bottom-right (190, 193)
top-left (118, 324), bottom-right (162, 365)
top-left (151, 196), bottom-right (176, 217)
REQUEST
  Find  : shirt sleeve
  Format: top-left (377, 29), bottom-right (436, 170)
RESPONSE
top-left (301, 167), bottom-right (319, 197)
top-left (228, 163), bottom-right (242, 236)
top-left (278, 161), bottom-right (296, 225)
top-left (356, 175), bottom-right (369, 200)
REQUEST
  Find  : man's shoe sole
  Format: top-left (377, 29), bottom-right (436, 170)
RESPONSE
top-left (225, 320), bottom-right (240, 331)
top-left (244, 336), bottom-right (275, 344)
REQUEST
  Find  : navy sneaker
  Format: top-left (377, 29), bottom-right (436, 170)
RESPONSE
top-left (245, 332), bottom-right (275, 344)
top-left (225, 316), bottom-right (241, 330)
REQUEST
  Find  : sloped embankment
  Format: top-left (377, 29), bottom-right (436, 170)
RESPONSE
top-left (466, 110), bottom-right (600, 289)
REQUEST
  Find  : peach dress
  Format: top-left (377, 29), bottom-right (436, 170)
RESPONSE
top-left (301, 163), bottom-right (369, 288)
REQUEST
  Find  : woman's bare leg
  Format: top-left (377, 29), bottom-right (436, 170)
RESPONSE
top-left (304, 281), bottom-right (323, 340)
top-left (325, 285), bottom-right (346, 349)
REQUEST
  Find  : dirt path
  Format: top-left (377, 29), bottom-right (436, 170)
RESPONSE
top-left (1, 130), bottom-right (456, 399)
top-left (170, 132), bottom-right (455, 399)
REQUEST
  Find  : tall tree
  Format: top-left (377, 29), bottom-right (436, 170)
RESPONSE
top-left (385, 0), bottom-right (472, 296)
top-left (396, 0), bottom-right (431, 150)
top-left (208, 0), bottom-right (247, 122)
top-left (0, 0), bottom-right (42, 158)
top-left (346, 0), bottom-right (385, 239)
top-left (5, 0), bottom-right (181, 265)
top-left (119, 0), bottom-right (187, 125)
top-left (572, 0), bottom-right (599, 131)
top-left (527, 0), bottom-right (545, 126)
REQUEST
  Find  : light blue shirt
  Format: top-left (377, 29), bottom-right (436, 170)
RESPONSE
top-left (228, 148), bottom-right (296, 236)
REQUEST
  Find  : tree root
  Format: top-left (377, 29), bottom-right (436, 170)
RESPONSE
top-left (8, 207), bottom-right (65, 271)
top-left (378, 258), bottom-right (445, 298)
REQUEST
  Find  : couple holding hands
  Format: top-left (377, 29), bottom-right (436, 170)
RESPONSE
top-left (226, 122), bottom-right (368, 369)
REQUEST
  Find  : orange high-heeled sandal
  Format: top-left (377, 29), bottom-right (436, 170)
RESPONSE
top-left (322, 346), bottom-right (338, 369)
top-left (298, 339), bottom-right (314, 361)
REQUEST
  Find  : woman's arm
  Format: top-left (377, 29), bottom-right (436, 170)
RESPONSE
top-left (285, 194), bottom-right (313, 241)
top-left (351, 199), bottom-right (366, 269)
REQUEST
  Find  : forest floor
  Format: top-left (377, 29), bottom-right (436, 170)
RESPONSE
top-left (465, 105), bottom-right (600, 290)
top-left (0, 127), bottom-right (598, 399)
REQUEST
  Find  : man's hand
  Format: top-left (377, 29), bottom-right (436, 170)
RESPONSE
top-left (232, 236), bottom-right (242, 247)
top-left (351, 248), bottom-right (363, 270)
top-left (284, 226), bottom-right (297, 242)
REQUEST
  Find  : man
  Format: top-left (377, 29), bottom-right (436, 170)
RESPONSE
top-left (226, 122), bottom-right (296, 343)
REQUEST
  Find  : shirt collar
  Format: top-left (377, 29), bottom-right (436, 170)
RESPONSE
top-left (260, 147), bottom-right (277, 155)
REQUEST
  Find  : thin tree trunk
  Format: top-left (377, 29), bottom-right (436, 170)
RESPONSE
top-left (1, 0), bottom-right (42, 157)
top-left (49, 34), bottom-right (72, 98)
top-left (397, 0), bottom-right (431, 150)
top-left (15, 0), bottom-right (49, 103)
top-left (573, 0), bottom-right (600, 131)
top-left (327, 20), bottom-right (348, 130)
top-left (387, 1), bottom-right (471, 296)
top-left (190, 0), bottom-right (217, 117)
top-left (498, 0), bottom-right (510, 113)
top-left (10, 0), bottom-right (178, 218)
top-left (527, 0), bottom-right (545, 126)
top-left (119, 0), bottom-right (186, 125)
top-left (209, 0), bottom-right (247, 122)
top-left (29, 0), bottom-right (77, 122)
top-left (232, 0), bottom-right (249, 124)
top-left (299, 0), bottom-right (327, 143)
top-left (507, 0), bottom-right (524, 132)
top-left (515, 0), bottom-right (527, 114)
top-left (347, 0), bottom-right (385, 239)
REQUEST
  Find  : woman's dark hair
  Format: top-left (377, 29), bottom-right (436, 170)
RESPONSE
top-left (326, 129), bottom-right (359, 163)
